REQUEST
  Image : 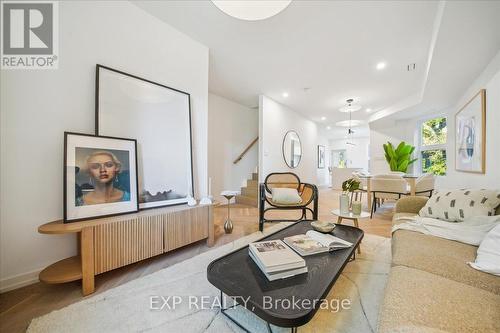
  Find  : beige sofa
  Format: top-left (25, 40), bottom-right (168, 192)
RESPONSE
top-left (378, 196), bottom-right (500, 333)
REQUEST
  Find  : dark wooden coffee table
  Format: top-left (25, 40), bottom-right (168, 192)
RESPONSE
top-left (207, 221), bottom-right (364, 332)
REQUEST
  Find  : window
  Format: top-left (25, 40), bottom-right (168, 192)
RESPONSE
top-left (420, 117), bottom-right (447, 175)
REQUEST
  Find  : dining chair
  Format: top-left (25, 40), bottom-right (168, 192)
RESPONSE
top-left (370, 174), bottom-right (407, 218)
top-left (413, 173), bottom-right (435, 197)
top-left (350, 172), bottom-right (368, 207)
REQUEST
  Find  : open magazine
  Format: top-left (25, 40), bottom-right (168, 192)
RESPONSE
top-left (283, 230), bottom-right (353, 256)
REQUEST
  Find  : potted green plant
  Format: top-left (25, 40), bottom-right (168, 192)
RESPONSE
top-left (383, 141), bottom-right (418, 173)
top-left (340, 178), bottom-right (360, 214)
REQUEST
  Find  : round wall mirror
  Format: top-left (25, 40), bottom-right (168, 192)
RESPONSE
top-left (282, 130), bottom-right (302, 168)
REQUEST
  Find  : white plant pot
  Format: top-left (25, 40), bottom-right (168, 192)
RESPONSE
top-left (340, 194), bottom-right (350, 214)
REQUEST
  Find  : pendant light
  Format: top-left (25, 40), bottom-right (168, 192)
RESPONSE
top-left (211, 1), bottom-right (292, 21)
top-left (346, 109), bottom-right (357, 146)
top-left (339, 98), bottom-right (362, 112)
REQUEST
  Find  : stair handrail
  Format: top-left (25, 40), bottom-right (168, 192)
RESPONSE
top-left (233, 136), bottom-right (258, 164)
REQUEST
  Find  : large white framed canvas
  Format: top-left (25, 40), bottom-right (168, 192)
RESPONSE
top-left (96, 65), bottom-right (194, 209)
top-left (455, 89), bottom-right (486, 173)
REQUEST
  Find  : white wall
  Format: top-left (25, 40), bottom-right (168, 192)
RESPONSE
top-left (329, 137), bottom-right (370, 171)
top-left (316, 129), bottom-right (330, 186)
top-left (369, 118), bottom-right (417, 175)
top-left (0, 1), bottom-right (209, 292)
top-left (208, 93), bottom-right (258, 202)
top-left (437, 51), bottom-right (500, 189)
top-left (259, 96), bottom-right (329, 186)
top-left (368, 51), bottom-right (500, 190)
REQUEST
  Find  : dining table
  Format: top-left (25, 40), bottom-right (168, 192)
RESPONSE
top-left (357, 173), bottom-right (420, 211)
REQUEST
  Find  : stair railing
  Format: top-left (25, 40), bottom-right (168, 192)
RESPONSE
top-left (233, 137), bottom-right (258, 164)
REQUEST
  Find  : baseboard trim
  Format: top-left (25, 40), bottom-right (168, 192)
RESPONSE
top-left (0, 268), bottom-right (42, 293)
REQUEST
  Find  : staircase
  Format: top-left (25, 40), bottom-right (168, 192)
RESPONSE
top-left (235, 172), bottom-right (259, 207)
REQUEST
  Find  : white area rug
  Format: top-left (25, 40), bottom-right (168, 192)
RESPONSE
top-left (28, 223), bottom-right (391, 333)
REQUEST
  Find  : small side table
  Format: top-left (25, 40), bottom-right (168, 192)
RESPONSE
top-left (220, 190), bottom-right (240, 234)
top-left (331, 209), bottom-right (370, 254)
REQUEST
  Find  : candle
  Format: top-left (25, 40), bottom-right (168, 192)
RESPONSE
top-left (208, 177), bottom-right (212, 197)
top-left (352, 201), bottom-right (362, 215)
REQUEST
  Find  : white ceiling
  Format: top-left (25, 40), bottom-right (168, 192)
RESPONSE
top-left (134, 0), bottom-right (500, 133)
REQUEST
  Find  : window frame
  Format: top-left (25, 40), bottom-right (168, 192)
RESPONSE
top-left (416, 115), bottom-right (448, 175)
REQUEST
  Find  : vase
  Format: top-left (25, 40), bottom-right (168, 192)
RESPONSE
top-left (339, 193), bottom-right (349, 214)
top-left (352, 201), bottom-right (362, 215)
top-left (224, 219), bottom-right (233, 234)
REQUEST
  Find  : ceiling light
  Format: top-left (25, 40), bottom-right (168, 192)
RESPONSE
top-left (366, 108), bottom-right (372, 113)
top-left (339, 98), bottom-right (362, 112)
top-left (321, 116), bottom-right (326, 121)
top-left (335, 120), bottom-right (363, 127)
top-left (326, 126), bottom-right (331, 130)
top-left (376, 62), bottom-right (386, 70)
top-left (211, 1), bottom-right (292, 21)
top-left (282, 92), bottom-right (289, 98)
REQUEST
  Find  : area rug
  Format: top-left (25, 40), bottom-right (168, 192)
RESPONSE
top-left (28, 223), bottom-right (391, 333)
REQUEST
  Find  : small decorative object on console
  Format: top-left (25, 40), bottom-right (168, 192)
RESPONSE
top-left (186, 195), bottom-right (197, 206)
top-left (200, 177), bottom-right (213, 205)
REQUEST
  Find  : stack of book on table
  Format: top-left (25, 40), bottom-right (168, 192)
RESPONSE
top-left (249, 240), bottom-right (307, 281)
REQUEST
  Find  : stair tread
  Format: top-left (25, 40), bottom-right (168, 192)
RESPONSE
top-left (235, 194), bottom-right (258, 207)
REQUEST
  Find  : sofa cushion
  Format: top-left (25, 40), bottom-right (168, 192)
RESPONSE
top-left (392, 229), bottom-right (500, 295)
top-left (470, 223), bottom-right (500, 276)
top-left (419, 189), bottom-right (500, 222)
top-left (378, 266), bottom-right (500, 333)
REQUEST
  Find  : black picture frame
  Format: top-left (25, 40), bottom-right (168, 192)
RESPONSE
top-left (63, 132), bottom-right (139, 223)
top-left (95, 64), bottom-right (195, 210)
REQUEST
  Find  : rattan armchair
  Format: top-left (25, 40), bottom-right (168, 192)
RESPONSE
top-left (259, 172), bottom-right (318, 231)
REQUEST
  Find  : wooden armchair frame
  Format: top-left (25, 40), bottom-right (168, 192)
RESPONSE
top-left (259, 172), bottom-right (318, 231)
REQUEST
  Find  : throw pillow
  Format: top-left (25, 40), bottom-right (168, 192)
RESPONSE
top-left (469, 223), bottom-right (500, 276)
top-left (271, 188), bottom-right (302, 205)
top-left (419, 189), bottom-right (500, 222)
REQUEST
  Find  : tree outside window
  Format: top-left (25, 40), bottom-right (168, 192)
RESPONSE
top-left (420, 117), bottom-right (447, 175)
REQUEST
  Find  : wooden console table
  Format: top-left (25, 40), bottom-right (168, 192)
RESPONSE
top-left (38, 204), bottom-right (214, 296)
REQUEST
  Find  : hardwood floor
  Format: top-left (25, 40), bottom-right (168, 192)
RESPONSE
top-left (0, 187), bottom-right (394, 333)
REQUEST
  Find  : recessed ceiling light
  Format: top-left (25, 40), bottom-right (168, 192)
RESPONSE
top-left (366, 108), bottom-right (372, 113)
top-left (282, 92), bottom-right (289, 98)
top-left (326, 126), bottom-right (331, 130)
top-left (376, 62), bottom-right (386, 70)
top-left (321, 116), bottom-right (326, 121)
top-left (335, 120), bottom-right (363, 127)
